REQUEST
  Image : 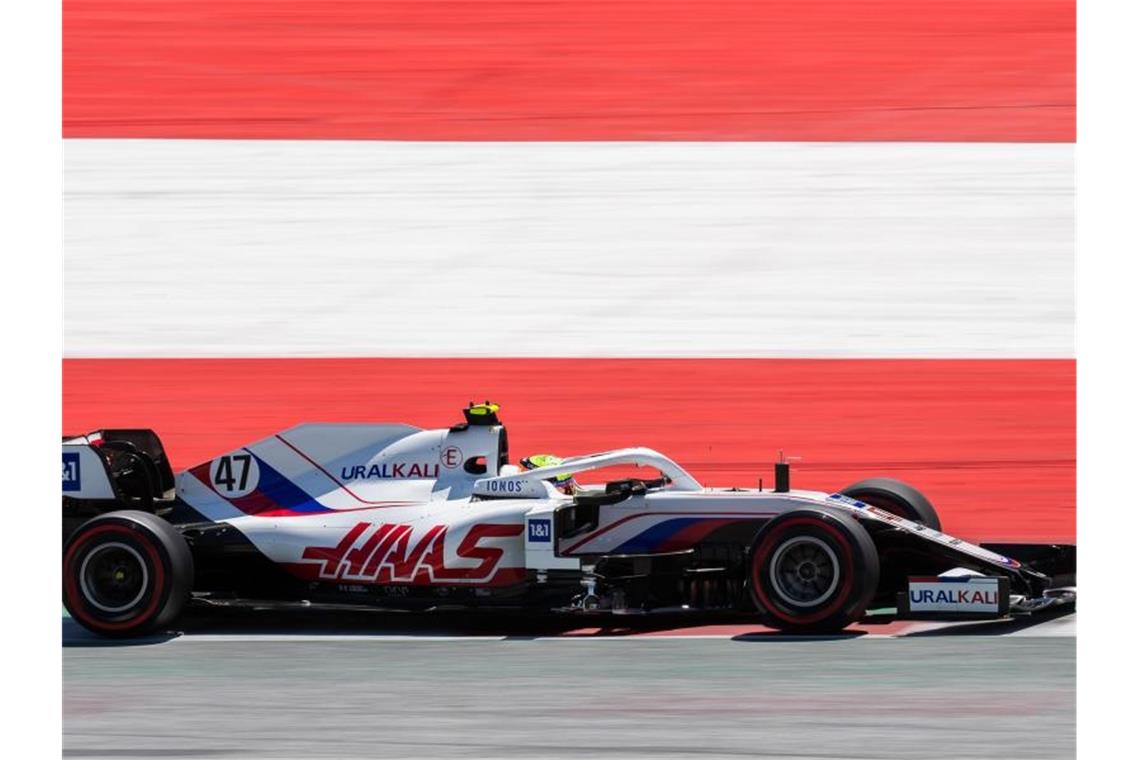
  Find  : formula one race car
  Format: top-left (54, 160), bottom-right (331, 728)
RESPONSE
top-left (62, 403), bottom-right (1075, 637)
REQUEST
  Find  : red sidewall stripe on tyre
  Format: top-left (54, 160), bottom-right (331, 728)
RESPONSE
top-left (751, 518), bottom-right (857, 625)
top-left (64, 524), bottom-right (167, 632)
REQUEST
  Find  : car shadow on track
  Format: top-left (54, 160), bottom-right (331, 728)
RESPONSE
top-left (62, 605), bottom-right (1074, 646)
top-left (62, 606), bottom-right (811, 647)
top-left (63, 607), bottom-right (761, 645)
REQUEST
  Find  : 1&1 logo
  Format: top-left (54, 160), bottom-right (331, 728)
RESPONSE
top-left (62, 452), bottom-right (81, 492)
top-left (528, 519), bottom-right (552, 543)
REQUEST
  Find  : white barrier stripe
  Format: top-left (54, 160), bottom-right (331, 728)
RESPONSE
top-left (65, 139), bottom-right (1072, 358)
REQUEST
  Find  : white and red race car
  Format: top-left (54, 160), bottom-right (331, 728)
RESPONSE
top-left (62, 403), bottom-right (1074, 637)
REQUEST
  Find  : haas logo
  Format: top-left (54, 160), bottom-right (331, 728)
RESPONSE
top-left (299, 522), bottom-right (522, 585)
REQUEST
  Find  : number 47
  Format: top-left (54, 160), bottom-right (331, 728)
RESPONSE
top-left (214, 454), bottom-right (253, 492)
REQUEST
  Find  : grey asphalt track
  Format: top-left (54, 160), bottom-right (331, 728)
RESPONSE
top-left (64, 630), bottom-right (1074, 760)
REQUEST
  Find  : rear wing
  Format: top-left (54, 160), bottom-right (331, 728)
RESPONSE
top-left (62, 429), bottom-right (176, 504)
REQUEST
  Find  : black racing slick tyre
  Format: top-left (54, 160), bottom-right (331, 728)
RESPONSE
top-left (748, 508), bottom-right (879, 633)
top-left (841, 477), bottom-right (942, 531)
top-left (63, 511), bottom-right (193, 637)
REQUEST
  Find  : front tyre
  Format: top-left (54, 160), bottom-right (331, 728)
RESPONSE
top-left (748, 507), bottom-right (879, 633)
top-left (63, 511), bottom-right (193, 637)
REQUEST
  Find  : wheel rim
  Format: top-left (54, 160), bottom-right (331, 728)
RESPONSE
top-left (79, 542), bottom-right (149, 613)
top-left (768, 536), bottom-right (840, 607)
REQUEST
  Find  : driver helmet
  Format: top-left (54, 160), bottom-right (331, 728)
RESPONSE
top-left (520, 453), bottom-right (577, 494)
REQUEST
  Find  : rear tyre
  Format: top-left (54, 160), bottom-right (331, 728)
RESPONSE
top-left (841, 477), bottom-right (941, 531)
top-left (748, 507), bottom-right (879, 633)
top-left (63, 510), bottom-right (193, 637)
